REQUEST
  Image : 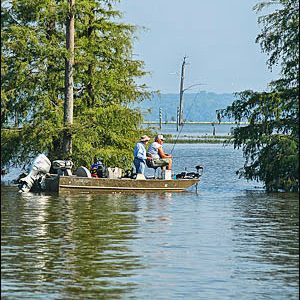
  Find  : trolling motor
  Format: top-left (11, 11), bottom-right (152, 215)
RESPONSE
top-left (18, 154), bottom-right (51, 193)
top-left (175, 165), bottom-right (204, 179)
top-left (195, 165), bottom-right (204, 176)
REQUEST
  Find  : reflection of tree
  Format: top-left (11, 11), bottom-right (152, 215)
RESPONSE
top-left (1, 190), bottom-right (144, 298)
top-left (231, 191), bottom-right (299, 285)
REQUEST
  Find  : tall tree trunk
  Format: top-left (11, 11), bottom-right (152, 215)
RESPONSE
top-left (87, 14), bottom-right (95, 107)
top-left (63, 0), bottom-right (75, 158)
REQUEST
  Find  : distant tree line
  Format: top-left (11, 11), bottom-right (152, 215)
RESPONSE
top-left (134, 92), bottom-right (235, 123)
top-left (1, 0), bottom-right (152, 170)
top-left (219, 0), bottom-right (299, 192)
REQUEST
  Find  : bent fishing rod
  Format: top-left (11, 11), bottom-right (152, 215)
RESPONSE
top-left (170, 90), bottom-right (202, 155)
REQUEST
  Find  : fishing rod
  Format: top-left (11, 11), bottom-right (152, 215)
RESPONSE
top-left (170, 90), bottom-right (202, 154)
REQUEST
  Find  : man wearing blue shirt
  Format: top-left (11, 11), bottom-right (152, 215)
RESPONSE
top-left (133, 135), bottom-right (151, 174)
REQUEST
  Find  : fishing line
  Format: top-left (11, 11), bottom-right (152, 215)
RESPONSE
top-left (172, 155), bottom-right (204, 158)
top-left (170, 90), bottom-right (202, 154)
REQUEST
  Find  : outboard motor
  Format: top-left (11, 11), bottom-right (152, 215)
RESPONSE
top-left (18, 154), bottom-right (51, 193)
top-left (52, 160), bottom-right (73, 176)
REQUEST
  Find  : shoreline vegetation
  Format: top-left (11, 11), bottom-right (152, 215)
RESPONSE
top-left (143, 121), bottom-right (246, 125)
top-left (166, 135), bottom-right (231, 144)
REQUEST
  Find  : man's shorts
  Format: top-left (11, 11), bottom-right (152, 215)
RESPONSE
top-left (152, 158), bottom-right (171, 167)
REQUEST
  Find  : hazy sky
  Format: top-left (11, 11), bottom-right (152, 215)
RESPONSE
top-left (116, 0), bottom-right (279, 94)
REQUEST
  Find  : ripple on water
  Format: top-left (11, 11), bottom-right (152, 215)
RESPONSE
top-left (1, 144), bottom-right (299, 299)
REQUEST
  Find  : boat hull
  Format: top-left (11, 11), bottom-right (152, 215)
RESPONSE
top-left (44, 175), bottom-right (200, 193)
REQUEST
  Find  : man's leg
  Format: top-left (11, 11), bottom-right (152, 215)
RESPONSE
top-left (134, 158), bottom-right (141, 174)
top-left (166, 158), bottom-right (172, 170)
top-left (158, 158), bottom-right (172, 170)
top-left (139, 161), bottom-right (146, 175)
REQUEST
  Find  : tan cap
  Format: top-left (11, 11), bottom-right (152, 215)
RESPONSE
top-left (140, 135), bottom-right (151, 142)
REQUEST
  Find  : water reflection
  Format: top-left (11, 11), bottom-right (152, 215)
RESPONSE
top-left (1, 143), bottom-right (299, 300)
top-left (232, 191), bottom-right (299, 295)
top-left (1, 189), bottom-right (144, 299)
top-left (133, 193), bottom-right (174, 236)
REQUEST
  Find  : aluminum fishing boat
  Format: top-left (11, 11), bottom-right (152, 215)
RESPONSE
top-left (43, 174), bottom-right (200, 194)
top-left (17, 154), bottom-right (203, 194)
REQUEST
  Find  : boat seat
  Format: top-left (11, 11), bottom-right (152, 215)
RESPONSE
top-left (146, 159), bottom-right (166, 179)
top-left (75, 166), bottom-right (92, 178)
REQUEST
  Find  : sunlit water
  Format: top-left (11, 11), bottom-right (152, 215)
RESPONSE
top-left (1, 144), bottom-right (299, 300)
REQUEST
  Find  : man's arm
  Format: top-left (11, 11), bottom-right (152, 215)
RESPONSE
top-left (158, 147), bottom-right (172, 158)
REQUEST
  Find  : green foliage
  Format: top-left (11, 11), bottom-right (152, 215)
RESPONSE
top-left (219, 0), bottom-right (299, 192)
top-left (254, 0), bottom-right (299, 88)
top-left (1, 0), bottom-right (151, 170)
top-left (1, 129), bottom-right (23, 167)
top-left (70, 104), bottom-right (148, 170)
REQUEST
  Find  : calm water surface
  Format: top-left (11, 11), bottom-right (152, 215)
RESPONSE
top-left (1, 144), bottom-right (299, 299)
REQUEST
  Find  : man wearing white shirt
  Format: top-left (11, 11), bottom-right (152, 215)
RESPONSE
top-left (147, 134), bottom-right (172, 170)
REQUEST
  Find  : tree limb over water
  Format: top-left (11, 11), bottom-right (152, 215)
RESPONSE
top-left (218, 0), bottom-right (299, 192)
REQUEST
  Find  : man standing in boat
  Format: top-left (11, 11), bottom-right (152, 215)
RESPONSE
top-left (147, 135), bottom-right (172, 170)
top-left (133, 135), bottom-right (151, 175)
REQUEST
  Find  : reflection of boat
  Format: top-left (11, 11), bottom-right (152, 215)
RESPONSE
top-left (44, 175), bottom-right (200, 194)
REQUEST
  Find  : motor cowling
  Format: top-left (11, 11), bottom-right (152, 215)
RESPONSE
top-left (18, 154), bottom-right (51, 193)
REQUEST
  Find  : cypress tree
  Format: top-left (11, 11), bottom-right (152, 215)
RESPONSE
top-left (218, 0), bottom-right (299, 192)
top-left (1, 0), bottom-right (151, 170)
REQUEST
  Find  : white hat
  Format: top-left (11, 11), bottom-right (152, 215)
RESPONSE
top-left (140, 135), bottom-right (150, 142)
top-left (156, 134), bottom-right (165, 141)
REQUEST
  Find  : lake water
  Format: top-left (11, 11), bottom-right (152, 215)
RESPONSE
top-left (1, 143), bottom-right (299, 300)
